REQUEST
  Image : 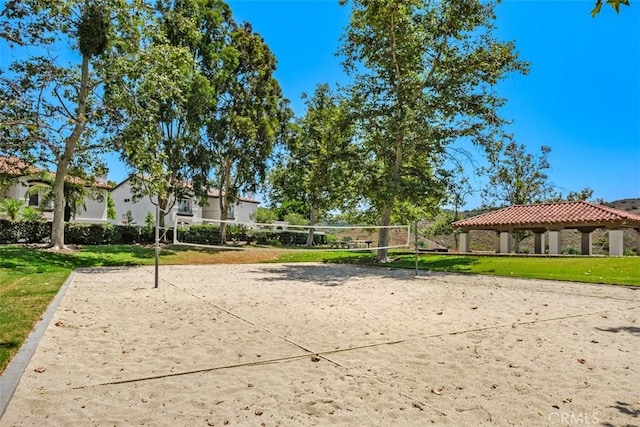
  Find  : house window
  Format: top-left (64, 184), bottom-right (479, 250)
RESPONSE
top-left (28, 192), bottom-right (39, 207)
top-left (227, 205), bottom-right (235, 219)
top-left (178, 199), bottom-right (193, 215)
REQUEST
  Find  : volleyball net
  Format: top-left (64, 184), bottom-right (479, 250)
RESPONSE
top-left (172, 216), bottom-right (411, 252)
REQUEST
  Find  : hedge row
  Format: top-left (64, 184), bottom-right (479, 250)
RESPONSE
top-left (0, 220), bottom-right (156, 245)
top-left (176, 225), bottom-right (327, 246)
top-left (0, 220), bottom-right (329, 247)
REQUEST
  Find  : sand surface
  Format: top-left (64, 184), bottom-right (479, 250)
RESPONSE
top-left (1, 263), bottom-right (639, 426)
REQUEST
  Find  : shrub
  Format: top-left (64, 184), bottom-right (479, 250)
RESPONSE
top-left (119, 226), bottom-right (142, 244)
top-left (144, 211), bottom-right (155, 229)
top-left (250, 229), bottom-right (325, 246)
top-left (227, 224), bottom-right (249, 242)
top-left (251, 207), bottom-right (278, 224)
top-left (561, 247), bottom-right (581, 255)
top-left (0, 220), bottom-right (51, 243)
top-left (283, 212), bottom-right (309, 226)
top-left (65, 224), bottom-right (121, 245)
top-left (177, 224), bottom-right (221, 245)
top-left (20, 207), bottom-right (44, 222)
top-left (0, 198), bottom-right (25, 221)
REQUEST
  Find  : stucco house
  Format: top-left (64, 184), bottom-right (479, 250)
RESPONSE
top-left (110, 177), bottom-right (260, 226)
top-left (0, 156), bottom-right (111, 223)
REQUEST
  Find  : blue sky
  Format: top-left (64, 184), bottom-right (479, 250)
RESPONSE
top-left (2, 1), bottom-right (638, 209)
top-left (225, 0), bottom-right (640, 208)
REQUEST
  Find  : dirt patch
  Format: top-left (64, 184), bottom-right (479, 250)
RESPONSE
top-left (176, 248), bottom-right (287, 264)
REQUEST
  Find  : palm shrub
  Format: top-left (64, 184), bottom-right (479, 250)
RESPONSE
top-left (20, 206), bottom-right (44, 221)
top-left (0, 198), bottom-right (24, 220)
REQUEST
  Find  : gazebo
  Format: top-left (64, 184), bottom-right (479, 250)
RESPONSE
top-left (452, 201), bottom-right (640, 256)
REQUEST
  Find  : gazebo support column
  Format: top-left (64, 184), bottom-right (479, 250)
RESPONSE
top-left (548, 230), bottom-right (562, 255)
top-left (532, 229), bottom-right (546, 255)
top-left (609, 229), bottom-right (624, 256)
top-left (458, 231), bottom-right (470, 253)
top-left (494, 231), bottom-right (501, 253)
top-left (499, 231), bottom-right (512, 254)
top-left (636, 229), bottom-right (640, 256)
top-left (581, 232), bottom-right (592, 256)
top-left (577, 227), bottom-right (596, 256)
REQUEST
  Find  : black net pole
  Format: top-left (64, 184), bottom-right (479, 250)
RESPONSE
top-left (414, 221), bottom-right (419, 276)
top-left (154, 203), bottom-right (159, 289)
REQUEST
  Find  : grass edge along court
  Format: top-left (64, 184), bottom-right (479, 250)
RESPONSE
top-left (1, 244), bottom-right (639, 375)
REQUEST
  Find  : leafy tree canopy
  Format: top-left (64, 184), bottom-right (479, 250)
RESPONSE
top-left (339, 0), bottom-right (528, 260)
top-left (0, 0), bottom-right (147, 248)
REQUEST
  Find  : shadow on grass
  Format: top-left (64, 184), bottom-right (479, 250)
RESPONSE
top-left (389, 255), bottom-right (481, 273)
top-left (80, 244), bottom-right (179, 259)
top-left (0, 246), bottom-right (79, 270)
top-left (0, 341), bottom-right (18, 349)
top-left (0, 244), bottom-right (178, 271)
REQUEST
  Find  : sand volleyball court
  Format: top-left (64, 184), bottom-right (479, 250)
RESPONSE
top-left (0, 263), bottom-right (638, 426)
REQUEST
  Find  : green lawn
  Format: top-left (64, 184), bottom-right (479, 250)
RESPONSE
top-left (388, 254), bottom-right (640, 285)
top-left (1, 244), bottom-right (639, 374)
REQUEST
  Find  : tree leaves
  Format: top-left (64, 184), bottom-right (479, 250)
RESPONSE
top-left (340, 0), bottom-right (527, 260)
top-left (78, 3), bottom-right (109, 57)
top-left (268, 84), bottom-right (358, 241)
top-left (591, 0), bottom-right (631, 17)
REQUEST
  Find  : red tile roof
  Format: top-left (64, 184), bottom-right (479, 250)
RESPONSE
top-left (0, 156), bottom-right (34, 175)
top-left (0, 156), bottom-right (111, 189)
top-left (452, 201), bottom-right (640, 230)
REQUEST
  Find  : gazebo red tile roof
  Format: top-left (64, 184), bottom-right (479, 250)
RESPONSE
top-left (452, 201), bottom-right (640, 231)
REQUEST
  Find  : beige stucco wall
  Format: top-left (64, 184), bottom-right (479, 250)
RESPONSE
top-left (110, 179), bottom-right (259, 227)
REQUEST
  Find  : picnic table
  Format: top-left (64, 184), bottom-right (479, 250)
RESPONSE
top-left (331, 240), bottom-right (373, 249)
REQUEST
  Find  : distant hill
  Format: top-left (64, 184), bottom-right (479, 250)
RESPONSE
top-left (606, 198), bottom-right (640, 215)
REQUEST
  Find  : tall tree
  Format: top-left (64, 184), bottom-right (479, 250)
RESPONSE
top-left (340, 0), bottom-right (528, 261)
top-left (268, 84), bottom-right (357, 246)
top-left (197, 21), bottom-right (290, 242)
top-left (480, 141), bottom-right (558, 208)
top-left (105, 0), bottom-right (230, 227)
top-left (480, 141), bottom-right (560, 252)
top-left (0, 0), bottom-right (145, 248)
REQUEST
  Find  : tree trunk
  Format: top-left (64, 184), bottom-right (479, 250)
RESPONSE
top-left (219, 197), bottom-right (228, 244)
top-left (158, 195), bottom-right (168, 235)
top-left (218, 155), bottom-right (232, 244)
top-left (50, 55), bottom-right (90, 249)
top-left (375, 9), bottom-right (404, 263)
top-left (306, 205), bottom-right (317, 247)
top-left (376, 204), bottom-right (392, 262)
top-left (50, 161), bottom-right (68, 249)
